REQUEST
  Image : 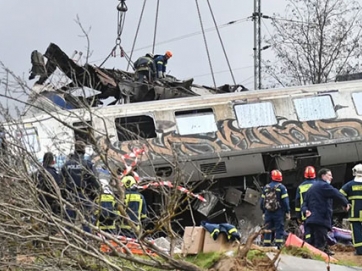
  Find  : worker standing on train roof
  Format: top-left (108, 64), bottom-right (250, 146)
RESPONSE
top-left (154, 51), bottom-right (172, 79)
top-left (340, 164), bottom-right (362, 255)
top-left (295, 166), bottom-right (317, 243)
top-left (260, 169), bottom-right (290, 249)
top-left (133, 53), bottom-right (156, 83)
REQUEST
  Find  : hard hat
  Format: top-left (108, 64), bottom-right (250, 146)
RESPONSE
top-left (165, 51), bottom-right (173, 58)
top-left (271, 169), bottom-right (282, 182)
top-left (121, 175), bottom-right (136, 189)
top-left (145, 53), bottom-right (154, 58)
top-left (353, 164), bottom-right (362, 177)
top-left (304, 166), bottom-right (316, 179)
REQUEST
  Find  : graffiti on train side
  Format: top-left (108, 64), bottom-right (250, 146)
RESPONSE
top-left (99, 117), bottom-right (362, 162)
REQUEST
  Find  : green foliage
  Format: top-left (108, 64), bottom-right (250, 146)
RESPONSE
top-left (185, 252), bottom-right (222, 269)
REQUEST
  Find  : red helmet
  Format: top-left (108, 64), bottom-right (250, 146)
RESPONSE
top-left (165, 50), bottom-right (173, 58)
top-left (271, 170), bottom-right (282, 182)
top-left (304, 166), bottom-right (316, 179)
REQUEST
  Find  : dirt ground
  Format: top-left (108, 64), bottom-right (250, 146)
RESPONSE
top-left (332, 244), bottom-right (362, 267)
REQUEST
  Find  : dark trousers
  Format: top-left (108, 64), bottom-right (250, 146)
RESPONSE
top-left (351, 221), bottom-right (362, 255)
top-left (137, 70), bottom-right (151, 83)
top-left (264, 210), bottom-right (285, 247)
top-left (304, 223), bottom-right (311, 244)
top-left (308, 223), bottom-right (328, 250)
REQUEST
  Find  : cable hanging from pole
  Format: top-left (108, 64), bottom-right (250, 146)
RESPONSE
top-left (195, 0), bottom-right (217, 89)
top-left (206, 0), bottom-right (236, 85)
top-left (126, 0), bottom-right (147, 71)
top-left (99, 0), bottom-right (128, 68)
top-left (152, 0), bottom-right (160, 55)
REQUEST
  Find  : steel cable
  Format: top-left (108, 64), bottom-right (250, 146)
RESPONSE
top-left (195, 0), bottom-right (217, 89)
top-left (152, 0), bottom-right (160, 55)
top-left (206, 0), bottom-right (236, 85)
top-left (126, 0), bottom-right (147, 71)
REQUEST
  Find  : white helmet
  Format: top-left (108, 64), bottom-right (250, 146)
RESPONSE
top-left (100, 179), bottom-right (113, 194)
top-left (352, 164), bottom-right (362, 177)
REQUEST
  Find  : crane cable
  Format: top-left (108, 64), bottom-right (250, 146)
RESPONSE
top-left (152, 0), bottom-right (160, 55)
top-left (99, 0), bottom-right (131, 68)
top-left (126, 0), bottom-right (147, 71)
top-left (195, 0), bottom-right (217, 89)
top-left (206, 0), bottom-right (236, 85)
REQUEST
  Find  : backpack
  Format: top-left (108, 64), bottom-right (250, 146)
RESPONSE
top-left (264, 184), bottom-right (281, 212)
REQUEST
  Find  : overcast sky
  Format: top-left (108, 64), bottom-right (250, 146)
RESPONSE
top-left (0, 0), bottom-right (298, 93)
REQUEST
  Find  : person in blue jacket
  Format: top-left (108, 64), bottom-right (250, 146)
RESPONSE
top-left (295, 166), bottom-right (317, 243)
top-left (260, 169), bottom-right (290, 249)
top-left (154, 51), bottom-right (172, 79)
top-left (302, 168), bottom-right (349, 255)
top-left (61, 141), bottom-right (100, 233)
top-left (340, 164), bottom-right (362, 255)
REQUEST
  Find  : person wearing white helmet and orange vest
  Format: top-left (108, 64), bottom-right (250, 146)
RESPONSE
top-left (340, 164), bottom-right (362, 255)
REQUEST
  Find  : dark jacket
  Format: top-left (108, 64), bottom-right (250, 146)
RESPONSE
top-left (260, 181), bottom-right (290, 214)
top-left (120, 188), bottom-right (147, 230)
top-left (201, 221), bottom-right (241, 241)
top-left (37, 166), bottom-right (62, 213)
top-left (134, 56), bottom-right (156, 73)
top-left (302, 179), bottom-right (348, 230)
top-left (295, 179), bottom-right (315, 220)
top-left (153, 55), bottom-right (168, 74)
top-left (340, 179), bottom-right (362, 222)
top-left (61, 153), bottom-right (100, 201)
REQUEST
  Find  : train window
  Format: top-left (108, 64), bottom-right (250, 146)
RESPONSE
top-left (175, 108), bottom-right (217, 135)
top-left (293, 96), bottom-right (335, 121)
top-left (115, 115), bottom-right (156, 141)
top-left (234, 102), bottom-right (277, 128)
top-left (73, 121), bottom-right (93, 144)
top-left (352, 92), bottom-right (362, 115)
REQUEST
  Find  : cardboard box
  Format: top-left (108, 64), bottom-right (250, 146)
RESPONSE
top-left (203, 232), bottom-right (237, 253)
top-left (182, 226), bottom-right (205, 254)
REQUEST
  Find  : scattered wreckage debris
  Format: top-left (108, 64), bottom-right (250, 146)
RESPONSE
top-left (28, 43), bottom-right (248, 109)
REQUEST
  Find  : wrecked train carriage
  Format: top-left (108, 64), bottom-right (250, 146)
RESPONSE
top-left (10, 79), bottom-right (362, 226)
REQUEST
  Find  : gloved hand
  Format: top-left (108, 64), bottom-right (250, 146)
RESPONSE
top-left (157, 71), bottom-right (163, 78)
top-left (262, 214), bottom-right (265, 221)
top-left (285, 213), bottom-right (291, 220)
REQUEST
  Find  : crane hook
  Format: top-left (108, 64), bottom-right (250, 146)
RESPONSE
top-left (117, 0), bottom-right (128, 12)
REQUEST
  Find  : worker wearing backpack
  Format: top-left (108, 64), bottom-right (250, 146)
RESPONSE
top-left (260, 169), bottom-right (290, 249)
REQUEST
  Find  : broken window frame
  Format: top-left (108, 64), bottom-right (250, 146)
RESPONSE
top-left (174, 108), bottom-right (217, 135)
top-left (115, 115), bottom-right (157, 142)
top-left (293, 95), bottom-right (336, 121)
top-left (234, 102), bottom-right (277, 128)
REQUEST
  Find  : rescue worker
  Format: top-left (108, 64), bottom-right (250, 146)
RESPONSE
top-left (340, 164), bottom-right (362, 255)
top-left (37, 152), bottom-right (62, 216)
top-left (119, 175), bottom-right (147, 238)
top-left (154, 51), bottom-right (172, 79)
top-left (95, 179), bottom-right (120, 234)
top-left (133, 53), bottom-right (156, 83)
top-left (302, 168), bottom-right (349, 255)
top-left (295, 166), bottom-right (317, 243)
top-left (61, 141), bottom-right (100, 233)
top-left (260, 169), bottom-right (290, 249)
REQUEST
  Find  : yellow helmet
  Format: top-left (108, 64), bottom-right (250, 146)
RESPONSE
top-left (121, 176), bottom-right (136, 188)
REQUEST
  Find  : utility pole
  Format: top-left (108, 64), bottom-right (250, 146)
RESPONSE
top-left (253, 0), bottom-right (261, 90)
